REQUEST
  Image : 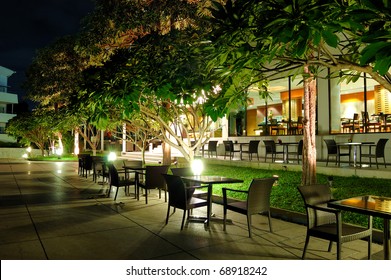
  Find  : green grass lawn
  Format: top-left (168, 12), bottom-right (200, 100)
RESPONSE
top-left (203, 163), bottom-right (391, 231)
top-left (28, 155), bottom-right (78, 161)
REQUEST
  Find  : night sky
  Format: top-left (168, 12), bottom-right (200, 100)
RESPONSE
top-left (0, 0), bottom-right (95, 106)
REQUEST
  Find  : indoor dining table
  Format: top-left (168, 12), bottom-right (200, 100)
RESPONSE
top-left (328, 195), bottom-right (391, 260)
top-left (181, 175), bottom-right (243, 226)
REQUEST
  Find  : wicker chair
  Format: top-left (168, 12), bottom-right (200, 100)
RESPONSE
top-left (222, 177), bottom-right (277, 237)
top-left (137, 165), bottom-right (170, 204)
top-left (162, 174), bottom-right (209, 230)
top-left (359, 138), bottom-right (388, 168)
top-left (240, 140), bottom-right (260, 161)
top-left (170, 167), bottom-right (207, 199)
top-left (223, 140), bottom-right (240, 159)
top-left (107, 163), bottom-right (136, 201)
top-left (92, 156), bottom-right (106, 183)
top-left (203, 140), bottom-right (218, 158)
top-left (263, 140), bottom-right (284, 162)
top-left (298, 184), bottom-right (372, 260)
top-left (78, 154), bottom-right (88, 176)
top-left (82, 155), bottom-right (93, 178)
top-left (323, 139), bottom-right (351, 166)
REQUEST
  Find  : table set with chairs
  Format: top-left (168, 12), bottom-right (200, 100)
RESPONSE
top-left (164, 168), bottom-right (277, 237)
top-left (79, 156), bottom-right (279, 236)
top-left (341, 112), bottom-right (391, 133)
top-left (324, 138), bottom-right (388, 168)
top-left (201, 139), bottom-right (303, 164)
top-left (74, 152), bottom-right (391, 259)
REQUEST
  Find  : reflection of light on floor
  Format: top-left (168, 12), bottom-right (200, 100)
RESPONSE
top-left (275, 160), bottom-right (284, 163)
top-left (55, 162), bottom-right (64, 174)
top-left (361, 164), bottom-right (370, 168)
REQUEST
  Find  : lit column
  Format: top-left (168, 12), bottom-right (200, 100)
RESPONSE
top-left (329, 77), bottom-right (341, 133)
top-left (317, 70), bottom-right (340, 134)
top-left (221, 116), bottom-right (229, 139)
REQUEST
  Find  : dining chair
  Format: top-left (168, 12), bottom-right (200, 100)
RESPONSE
top-left (263, 140), bottom-right (284, 162)
top-left (170, 167), bottom-right (207, 199)
top-left (162, 174), bottom-right (209, 230)
top-left (298, 184), bottom-right (372, 260)
top-left (323, 139), bottom-right (350, 166)
top-left (223, 140), bottom-right (240, 160)
top-left (296, 116), bottom-right (304, 134)
top-left (107, 163), bottom-right (137, 201)
top-left (204, 140), bottom-right (218, 158)
top-left (359, 138), bottom-right (388, 168)
top-left (137, 165), bottom-right (170, 204)
top-left (123, 160), bottom-right (143, 179)
top-left (222, 177), bottom-right (277, 237)
top-left (123, 160), bottom-right (143, 168)
top-left (92, 156), bottom-right (105, 183)
top-left (82, 155), bottom-right (93, 178)
top-left (288, 116), bottom-right (304, 135)
top-left (240, 140), bottom-right (260, 161)
top-left (78, 154), bottom-right (87, 176)
top-left (352, 113), bottom-right (360, 132)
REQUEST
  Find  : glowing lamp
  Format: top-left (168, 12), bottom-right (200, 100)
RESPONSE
top-left (56, 148), bottom-right (63, 156)
top-left (191, 156), bottom-right (204, 176)
top-left (108, 152), bottom-right (117, 161)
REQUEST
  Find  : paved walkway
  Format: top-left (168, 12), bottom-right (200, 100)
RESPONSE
top-left (0, 159), bottom-right (384, 260)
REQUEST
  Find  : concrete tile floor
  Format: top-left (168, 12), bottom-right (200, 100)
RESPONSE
top-left (0, 159), bottom-right (384, 260)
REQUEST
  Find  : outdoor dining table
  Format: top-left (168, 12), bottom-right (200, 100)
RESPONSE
top-left (278, 141), bottom-right (299, 163)
top-left (181, 175), bottom-right (244, 226)
top-left (123, 166), bottom-right (146, 199)
top-left (337, 141), bottom-right (375, 167)
top-left (239, 142), bottom-right (249, 160)
top-left (328, 195), bottom-right (391, 260)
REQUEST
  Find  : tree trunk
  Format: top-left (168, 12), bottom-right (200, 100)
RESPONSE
top-left (40, 147), bottom-right (45, 157)
top-left (141, 148), bottom-right (146, 165)
top-left (302, 65), bottom-right (317, 186)
top-left (162, 141), bottom-right (171, 165)
top-left (74, 129), bottom-right (80, 155)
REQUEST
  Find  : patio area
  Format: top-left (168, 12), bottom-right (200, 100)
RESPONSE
top-left (0, 159), bottom-right (384, 260)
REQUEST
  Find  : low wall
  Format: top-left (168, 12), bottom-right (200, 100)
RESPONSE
top-left (0, 148), bottom-right (41, 159)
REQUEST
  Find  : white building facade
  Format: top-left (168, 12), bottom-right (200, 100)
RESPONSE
top-left (0, 66), bottom-right (18, 142)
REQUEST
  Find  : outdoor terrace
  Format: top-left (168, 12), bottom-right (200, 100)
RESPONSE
top-left (0, 158), bottom-right (385, 260)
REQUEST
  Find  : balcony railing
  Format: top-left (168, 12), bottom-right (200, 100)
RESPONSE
top-left (0, 86), bottom-right (8, 93)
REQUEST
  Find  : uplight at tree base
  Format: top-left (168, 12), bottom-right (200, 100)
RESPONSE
top-left (56, 148), bottom-right (63, 156)
top-left (108, 152), bottom-right (117, 161)
top-left (191, 156), bottom-right (203, 176)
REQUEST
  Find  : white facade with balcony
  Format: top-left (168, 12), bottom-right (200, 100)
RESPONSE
top-left (0, 66), bottom-right (18, 142)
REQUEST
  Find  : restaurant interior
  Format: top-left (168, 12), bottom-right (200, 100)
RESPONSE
top-left (227, 74), bottom-right (390, 137)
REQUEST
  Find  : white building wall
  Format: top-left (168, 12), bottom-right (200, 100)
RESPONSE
top-left (0, 66), bottom-right (19, 142)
